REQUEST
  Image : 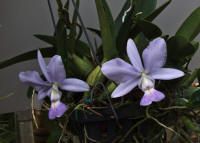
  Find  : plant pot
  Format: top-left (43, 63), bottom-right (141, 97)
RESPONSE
top-left (70, 102), bottom-right (146, 143)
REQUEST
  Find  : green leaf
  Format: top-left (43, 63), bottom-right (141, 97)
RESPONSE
top-left (74, 40), bottom-right (91, 58)
top-left (116, 16), bottom-right (161, 56)
top-left (134, 33), bottom-right (149, 54)
top-left (176, 7), bottom-right (200, 41)
top-left (134, 0), bottom-right (157, 19)
top-left (191, 40), bottom-right (199, 51)
top-left (55, 19), bottom-right (68, 71)
top-left (95, 0), bottom-right (118, 60)
top-left (146, 0), bottom-right (172, 21)
top-left (189, 89), bottom-right (200, 107)
top-left (167, 36), bottom-right (197, 66)
top-left (0, 47), bottom-right (55, 69)
top-left (64, 0), bottom-right (70, 9)
top-left (115, 0), bottom-right (131, 33)
top-left (87, 65), bottom-right (105, 86)
top-left (34, 34), bottom-right (56, 45)
top-left (72, 54), bottom-right (94, 78)
top-left (68, 0), bottom-right (79, 53)
top-left (184, 86), bottom-right (199, 97)
top-left (134, 19), bottom-right (162, 40)
top-left (87, 27), bottom-right (101, 37)
top-left (181, 68), bottom-right (200, 88)
top-left (116, 7), bottom-right (135, 57)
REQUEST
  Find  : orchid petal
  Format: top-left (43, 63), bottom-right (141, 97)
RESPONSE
top-left (48, 101), bottom-right (67, 120)
top-left (142, 38), bottom-right (167, 73)
top-left (150, 68), bottom-right (184, 80)
top-left (47, 55), bottom-right (66, 84)
top-left (60, 78), bottom-right (89, 92)
top-left (127, 39), bottom-right (144, 72)
top-left (111, 78), bottom-right (139, 98)
top-left (140, 88), bottom-right (165, 106)
top-left (140, 95), bottom-right (153, 106)
top-left (37, 50), bottom-right (51, 82)
top-left (37, 87), bottom-right (49, 100)
top-left (101, 58), bottom-right (139, 83)
top-left (151, 89), bottom-right (165, 102)
top-left (19, 71), bottom-right (50, 88)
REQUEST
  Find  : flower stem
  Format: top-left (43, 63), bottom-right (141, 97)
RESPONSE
top-left (119, 117), bottom-right (148, 143)
top-left (146, 106), bottom-right (189, 143)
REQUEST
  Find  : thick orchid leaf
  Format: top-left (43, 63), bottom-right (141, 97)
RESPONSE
top-left (116, 7), bottom-right (135, 56)
top-left (183, 86), bottom-right (200, 99)
top-left (87, 65), bottom-right (105, 86)
top-left (115, 0), bottom-right (131, 33)
top-left (72, 54), bottom-right (94, 78)
top-left (134, 19), bottom-right (162, 40)
top-left (176, 7), bottom-right (200, 41)
top-left (87, 27), bottom-right (101, 37)
top-left (68, 0), bottom-right (79, 53)
top-left (146, 0), bottom-right (172, 21)
top-left (191, 40), bottom-right (199, 47)
top-left (134, 33), bottom-right (149, 54)
top-left (0, 47), bottom-right (55, 69)
top-left (64, 0), bottom-right (70, 9)
top-left (74, 40), bottom-right (91, 58)
top-left (116, 17), bottom-right (161, 57)
top-left (167, 36), bottom-right (197, 66)
top-left (55, 19), bottom-right (68, 71)
top-left (134, 0), bottom-right (157, 19)
top-left (117, 18), bottom-right (161, 56)
top-left (95, 0), bottom-right (118, 60)
top-left (34, 34), bottom-right (56, 45)
top-left (188, 88), bottom-right (200, 107)
top-left (181, 68), bottom-right (200, 88)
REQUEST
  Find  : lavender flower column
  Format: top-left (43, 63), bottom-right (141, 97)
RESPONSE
top-left (101, 38), bottom-right (184, 106)
top-left (19, 51), bottom-right (89, 119)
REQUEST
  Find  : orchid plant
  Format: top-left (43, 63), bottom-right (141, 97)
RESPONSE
top-left (1, 0), bottom-right (200, 142)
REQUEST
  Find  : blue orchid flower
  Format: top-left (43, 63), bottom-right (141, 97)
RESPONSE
top-left (19, 51), bottom-right (89, 119)
top-left (101, 38), bottom-right (184, 106)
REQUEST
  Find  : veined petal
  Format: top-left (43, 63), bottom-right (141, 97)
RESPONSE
top-left (60, 78), bottom-right (89, 92)
top-left (127, 39), bottom-right (144, 72)
top-left (140, 88), bottom-right (165, 106)
top-left (37, 50), bottom-right (51, 82)
top-left (37, 87), bottom-right (50, 100)
top-left (48, 101), bottom-right (67, 120)
top-left (111, 78), bottom-right (139, 98)
top-left (142, 38), bottom-right (167, 73)
top-left (150, 68), bottom-right (184, 80)
top-left (19, 71), bottom-right (50, 88)
top-left (101, 58), bottom-right (139, 83)
top-left (47, 55), bottom-right (66, 84)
